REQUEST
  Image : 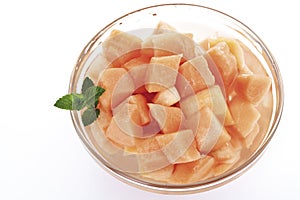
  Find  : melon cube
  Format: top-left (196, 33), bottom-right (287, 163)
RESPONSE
top-left (152, 86), bottom-right (180, 106)
top-left (229, 96), bottom-right (261, 138)
top-left (102, 30), bottom-right (142, 67)
top-left (178, 56), bottom-right (215, 94)
top-left (141, 164), bottom-right (174, 182)
top-left (148, 103), bottom-right (184, 134)
top-left (244, 123), bottom-right (260, 149)
top-left (170, 156), bottom-right (215, 184)
top-left (155, 130), bottom-right (200, 164)
top-left (122, 56), bottom-right (150, 71)
top-left (235, 74), bottom-right (272, 104)
top-left (146, 54), bottom-right (181, 93)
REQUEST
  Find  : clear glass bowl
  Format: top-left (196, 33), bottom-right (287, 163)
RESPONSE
top-left (69, 3), bottom-right (283, 194)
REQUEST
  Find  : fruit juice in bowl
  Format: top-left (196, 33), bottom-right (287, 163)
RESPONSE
top-left (55, 4), bottom-right (283, 194)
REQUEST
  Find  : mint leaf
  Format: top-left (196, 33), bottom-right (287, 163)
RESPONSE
top-left (82, 77), bottom-right (94, 95)
top-left (54, 93), bottom-right (85, 110)
top-left (84, 86), bottom-right (105, 106)
top-left (82, 108), bottom-right (100, 126)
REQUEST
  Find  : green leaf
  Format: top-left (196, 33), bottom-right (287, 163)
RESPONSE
top-left (84, 86), bottom-right (105, 106)
top-left (82, 77), bottom-right (94, 95)
top-left (82, 108), bottom-right (100, 126)
top-left (54, 93), bottom-right (85, 110)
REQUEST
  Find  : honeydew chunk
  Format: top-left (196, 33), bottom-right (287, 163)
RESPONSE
top-left (235, 74), bottom-right (272, 104)
top-left (102, 30), bottom-right (142, 67)
top-left (155, 130), bottom-right (200, 164)
top-left (170, 156), bottom-right (215, 184)
top-left (98, 68), bottom-right (135, 111)
top-left (207, 41), bottom-right (238, 86)
top-left (152, 86), bottom-right (180, 106)
top-left (178, 56), bottom-right (215, 94)
top-left (148, 103), bottom-right (184, 134)
top-left (229, 96), bottom-right (261, 138)
top-left (146, 54), bottom-right (181, 93)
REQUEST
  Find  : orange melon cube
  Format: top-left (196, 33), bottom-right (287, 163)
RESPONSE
top-left (170, 156), bottom-right (215, 184)
top-left (178, 56), bottom-right (215, 94)
top-left (210, 142), bottom-right (240, 164)
top-left (148, 103), bottom-right (184, 134)
top-left (153, 21), bottom-right (176, 34)
top-left (235, 74), bottom-right (272, 104)
top-left (122, 56), bottom-right (150, 71)
top-left (207, 41), bottom-right (238, 86)
top-left (155, 130), bottom-right (200, 164)
top-left (244, 123), bottom-right (260, 149)
top-left (102, 30), bottom-right (142, 67)
top-left (141, 164), bottom-right (174, 182)
top-left (180, 85), bottom-right (233, 126)
top-left (105, 117), bottom-right (135, 148)
top-left (229, 97), bottom-right (261, 138)
top-left (128, 94), bottom-right (150, 126)
top-left (145, 54), bottom-right (181, 93)
top-left (152, 86), bottom-right (180, 106)
top-left (98, 68), bottom-right (135, 111)
top-left (85, 54), bottom-right (111, 83)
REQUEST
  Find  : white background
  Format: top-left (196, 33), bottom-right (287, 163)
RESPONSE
top-left (0, 0), bottom-right (298, 199)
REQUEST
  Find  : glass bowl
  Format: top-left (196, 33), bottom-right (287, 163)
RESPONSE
top-left (69, 3), bottom-right (283, 194)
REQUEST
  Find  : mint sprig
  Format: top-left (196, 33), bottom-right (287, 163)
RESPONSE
top-left (54, 77), bottom-right (105, 126)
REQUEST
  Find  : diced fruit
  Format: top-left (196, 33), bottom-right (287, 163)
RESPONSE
top-left (153, 21), bottom-right (176, 34)
top-left (170, 156), bottom-right (215, 184)
top-left (142, 32), bottom-right (196, 59)
top-left (178, 56), bottom-right (215, 93)
top-left (95, 104), bottom-right (112, 132)
top-left (85, 54), bottom-right (111, 83)
top-left (244, 123), bottom-right (260, 149)
top-left (135, 137), bottom-right (161, 153)
top-left (98, 68), bottom-right (135, 111)
top-left (102, 30), bottom-right (142, 67)
top-left (210, 142), bottom-right (240, 164)
top-left (180, 85), bottom-right (233, 126)
top-left (229, 96), bottom-right (261, 138)
top-left (186, 106), bottom-right (227, 154)
top-left (207, 41), bottom-right (238, 86)
top-left (148, 103), bottom-right (183, 134)
top-left (152, 86), bottom-right (180, 106)
top-left (146, 54), bottom-right (181, 93)
top-left (208, 37), bottom-right (251, 73)
top-left (155, 130), bottom-right (200, 164)
top-left (235, 74), bottom-right (272, 104)
top-left (141, 164), bottom-right (174, 182)
top-left (212, 127), bottom-right (231, 151)
top-left (105, 117), bottom-right (136, 147)
top-left (122, 56), bottom-right (150, 71)
top-left (128, 94), bottom-right (150, 126)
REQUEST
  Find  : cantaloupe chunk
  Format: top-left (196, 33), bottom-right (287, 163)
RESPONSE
top-left (186, 106), bottom-right (227, 154)
top-left (207, 42), bottom-right (238, 86)
top-left (170, 156), bottom-right (215, 184)
top-left (212, 128), bottom-right (232, 151)
top-left (235, 74), bottom-right (272, 104)
top-left (95, 104), bottom-right (112, 132)
top-left (102, 30), bottom-right (142, 67)
top-left (208, 37), bottom-right (251, 74)
top-left (122, 56), bottom-right (150, 71)
top-left (146, 54), bottom-right (181, 93)
top-left (98, 68), bottom-right (135, 111)
top-left (244, 123), bottom-right (260, 149)
top-left (155, 130), bottom-right (200, 164)
top-left (142, 32), bottom-right (196, 59)
top-left (178, 56), bottom-right (215, 94)
top-left (152, 86), bottom-right (180, 106)
top-left (141, 164), bottom-right (174, 182)
top-left (210, 142), bottom-right (240, 164)
top-left (128, 94), bottom-right (150, 126)
top-left (148, 103), bottom-right (183, 134)
top-left (85, 54), bottom-right (111, 84)
top-left (180, 85), bottom-right (233, 126)
top-left (153, 21), bottom-right (176, 34)
top-left (105, 117), bottom-right (135, 147)
top-left (229, 96), bottom-right (261, 138)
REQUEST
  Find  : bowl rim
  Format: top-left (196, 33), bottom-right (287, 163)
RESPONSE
top-left (68, 3), bottom-right (284, 194)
